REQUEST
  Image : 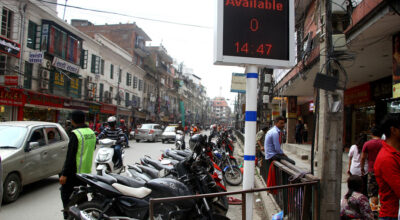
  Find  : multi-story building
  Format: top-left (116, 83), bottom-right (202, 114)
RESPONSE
top-left (212, 97), bottom-right (231, 125)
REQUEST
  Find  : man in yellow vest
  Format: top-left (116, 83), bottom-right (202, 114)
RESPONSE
top-left (59, 110), bottom-right (96, 219)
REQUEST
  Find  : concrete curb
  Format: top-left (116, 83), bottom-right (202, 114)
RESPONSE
top-left (233, 133), bottom-right (281, 220)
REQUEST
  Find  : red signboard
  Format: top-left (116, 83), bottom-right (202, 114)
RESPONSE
top-left (26, 91), bottom-right (64, 108)
top-left (101, 103), bottom-right (117, 114)
top-left (4, 76), bottom-right (18, 86)
top-left (344, 83), bottom-right (371, 105)
top-left (0, 86), bottom-right (25, 106)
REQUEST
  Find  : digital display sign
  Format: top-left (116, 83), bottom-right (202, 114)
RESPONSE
top-left (214, 0), bottom-right (295, 68)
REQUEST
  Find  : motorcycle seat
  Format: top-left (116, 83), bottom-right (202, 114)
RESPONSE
top-left (109, 173), bottom-right (146, 188)
top-left (112, 183), bottom-right (152, 199)
top-left (144, 158), bottom-right (173, 171)
top-left (136, 165), bottom-right (159, 179)
top-left (93, 174), bottom-right (117, 185)
top-left (165, 151), bottom-right (185, 161)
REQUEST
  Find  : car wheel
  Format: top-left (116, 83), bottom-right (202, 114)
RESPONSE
top-left (162, 139), bottom-right (165, 144)
top-left (136, 139), bottom-right (140, 143)
top-left (3, 173), bottom-right (22, 203)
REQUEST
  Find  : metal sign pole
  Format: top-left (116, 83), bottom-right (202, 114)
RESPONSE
top-left (243, 65), bottom-right (258, 220)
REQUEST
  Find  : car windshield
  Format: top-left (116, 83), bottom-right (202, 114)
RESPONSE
top-left (0, 126), bottom-right (28, 148)
top-left (141, 124), bottom-right (153, 129)
top-left (165, 126), bottom-right (176, 132)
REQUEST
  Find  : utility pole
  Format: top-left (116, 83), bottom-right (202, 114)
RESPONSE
top-left (316, 0), bottom-right (343, 219)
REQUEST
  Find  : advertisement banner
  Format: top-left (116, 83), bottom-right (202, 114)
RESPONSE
top-left (0, 35), bottom-right (21, 58)
top-left (344, 83), bottom-right (371, 105)
top-left (53, 72), bottom-right (65, 90)
top-left (230, 73), bottom-right (246, 93)
top-left (393, 33), bottom-right (400, 98)
top-left (69, 77), bottom-right (81, 98)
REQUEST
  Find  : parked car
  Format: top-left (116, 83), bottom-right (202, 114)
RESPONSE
top-left (134, 124), bottom-right (163, 142)
top-left (0, 121), bottom-right (69, 203)
top-left (161, 126), bottom-right (177, 143)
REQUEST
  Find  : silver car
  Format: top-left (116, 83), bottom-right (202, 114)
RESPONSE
top-left (161, 126), bottom-right (177, 143)
top-left (0, 121), bottom-right (69, 203)
top-left (134, 124), bottom-right (163, 142)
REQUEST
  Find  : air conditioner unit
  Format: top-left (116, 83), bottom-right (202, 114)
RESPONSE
top-left (41, 59), bottom-right (52, 69)
top-left (40, 80), bottom-right (49, 90)
top-left (39, 69), bottom-right (50, 80)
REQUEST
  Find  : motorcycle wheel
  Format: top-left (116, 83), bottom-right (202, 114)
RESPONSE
top-left (71, 201), bottom-right (116, 220)
top-left (224, 167), bottom-right (243, 186)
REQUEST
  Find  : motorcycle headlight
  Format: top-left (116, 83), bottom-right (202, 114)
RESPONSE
top-left (98, 153), bottom-right (110, 162)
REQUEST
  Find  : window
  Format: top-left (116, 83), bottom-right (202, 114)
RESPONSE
top-left (99, 83), bottom-right (104, 102)
top-left (109, 86), bottom-right (113, 101)
top-left (118, 68), bottom-right (122, 83)
top-left (110, 64), bottom-right (114, 79)
top-left (27, 21), bottom-right (38, 49)
top-left (24, 62), bottom-right (33, 89)
top-left (0, 55), bottom-right (6, 75)
top-left (143, 81), bottom-right (147, 93)
top-left (45, 127), bottom-right (62, 144)
top-left (80, 50), bottom-right (88, 69)
top-left (91, 54), bottom-right (100, 74)
top-left (125, 92), bottom-right (130, 107)
top-left (126, 72), bottom-right (132, 86)
top-left (139, 79), bottom-right (143, 91)
top-left (133, 76), bottom-right (138, 88)
top-left (100, 59), bottom-right (105, 75)
top-left (1, 8), bottom-right (13, 38)
top-left (28, 128), bottom-right (46, 147)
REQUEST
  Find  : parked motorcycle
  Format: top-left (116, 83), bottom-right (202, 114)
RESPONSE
top-left (213, 148), bottom-right (242, 186)
top-left (95, 138), bottom-right (125, 175)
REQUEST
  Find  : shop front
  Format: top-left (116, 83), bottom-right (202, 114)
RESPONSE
top-left (0, 86), bottom-right (25, 121)
top-left (23, 90), bottom-right (64, 122)
top-left (100, 103), bottom-right (117, 123)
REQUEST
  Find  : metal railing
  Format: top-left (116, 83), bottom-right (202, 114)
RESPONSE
top-left (259, 152), bottom-right (320, 220)
top-left (148, 181), bottom-right (319, 220)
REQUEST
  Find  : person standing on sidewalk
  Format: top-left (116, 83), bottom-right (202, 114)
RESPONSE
top-left (374, 114), bottom-right (400, 220)
top-left (256, 126), bottom-right (268, 167)
top-left (347, 133), bottom-right (368, 196)
top-left (360, 126), bottom-right (382, 213)
top-left (295, 120), bottom-right (304, 144)
top-left (59, 110), bottom-right (96, 219)
top-left (264, 116), bottom-right (296, 173)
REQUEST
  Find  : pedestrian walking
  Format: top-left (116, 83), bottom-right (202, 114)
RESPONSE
top-left (374, 114), bottom-right (400, 220)
top-left (360, 126), bottom-right (382, 214)
top-left (347, 133), bottom-right (368, 196)
top-left (59, 110), bottom-right (96, 219)
top-left (264, 116), bottom-right (296, 175)
top-left (295, 120), bottom-right (304, 144)
top-left (340, 175), bottom-right (374, 220)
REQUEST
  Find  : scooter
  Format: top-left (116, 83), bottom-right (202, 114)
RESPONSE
top-left (95, 138), bottom-right (125, 175)
top-left (175, 130), bottom-right (185, 150)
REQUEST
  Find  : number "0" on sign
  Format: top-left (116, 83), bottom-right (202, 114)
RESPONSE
top-left (250, 18), bottom-right (259, 32)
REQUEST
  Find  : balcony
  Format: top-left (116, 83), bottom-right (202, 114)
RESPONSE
top-left (134, 42), bottom-right (149, 57)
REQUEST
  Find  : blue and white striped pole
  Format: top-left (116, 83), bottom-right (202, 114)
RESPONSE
top-left (243, 65), bottom-right (258, 220)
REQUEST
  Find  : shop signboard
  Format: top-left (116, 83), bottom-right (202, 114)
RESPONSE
top-left (89, 103), bottom-right (101, 114)
top-left (0, 86), bottom-right (25, 106)
top-left (101, 104), bottom-right (116, 114)
top-left (4, 76), bottom-right (18, 86)
top-left (344, 83), bottom-right (371, 105)
top-left (52, 57), bottom-right (80, 74)
top-left (53, 72), bottom-right (65, 90)
top-left (28, 51), bottom-right (44, 63)
top-left (69, 77), bottom-right (81, 98)
top-left (26, 91), bottom-right (64, 108)
top-left (0, 35), bottom-right (21, 58)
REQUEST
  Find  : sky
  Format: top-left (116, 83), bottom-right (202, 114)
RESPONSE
top-left (56, 0), bottom-right (244, 108)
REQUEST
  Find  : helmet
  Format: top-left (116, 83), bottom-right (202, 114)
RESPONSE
top-left (107, 116), bottom-right (117, 127)
top-left (120, 119), bottom-right (125, 123)
top-left (189, 134), bottom-right (206, 154)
